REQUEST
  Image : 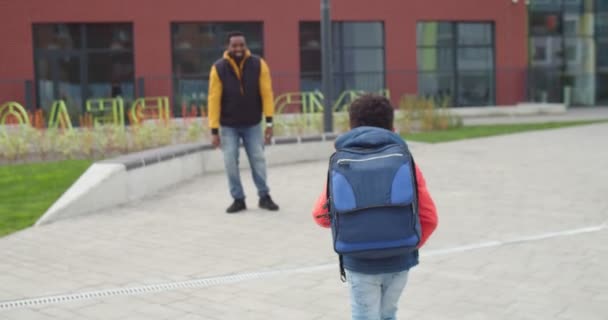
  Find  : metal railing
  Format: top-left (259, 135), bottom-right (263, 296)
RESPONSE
top-left (1, 67), bottom-right (605, 127)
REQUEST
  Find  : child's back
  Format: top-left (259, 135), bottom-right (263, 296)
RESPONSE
top-left (312, 95), bottom-right (438, 320)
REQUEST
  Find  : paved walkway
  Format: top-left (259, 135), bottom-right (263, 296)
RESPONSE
top-left (462, 106), bottom-right (608, 125)
top-left (1, 123), bottom-right (607, 319)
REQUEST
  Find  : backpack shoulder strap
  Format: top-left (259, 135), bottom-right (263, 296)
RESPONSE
top-left (327, 156), bottom-right (346, 282)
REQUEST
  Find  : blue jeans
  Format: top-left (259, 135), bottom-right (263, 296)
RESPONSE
top-left (346, 270), bottom-right (409, 320)
top-left (220, 123), bottom-right (270, 200)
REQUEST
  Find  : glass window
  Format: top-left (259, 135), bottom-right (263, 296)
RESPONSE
top-left (300, 23), bottom-right (321, 49)
top-left (299, 21), bottom-right (385, 94)
top-left (339, 49), bottom-right (384, 72)
top-left (56, 55), bottom-right (83, 113)
top-left (530, 12), bottom-right (563, 35)
top-left (530, 36), bottom-right (563, 66)
top-left (86, 24), bottom-right (133, 50)
top-left (597, 0), bottom-right (608, 12)
top-left (33, 23), bottom-right (134, 114)
top-left (597, 73), bottom-right (608, 103)
top-left (417, 22), bottom-right (453, 47)
top-left (596, 13), bottom-right (608, 36)
top-left (339, 22), bottom-right (383, 47)
top-left (416, 21), bottom-right (495, 107)
top-left (172, 22), bottom-right (263, 53)
top-left (172, 22), bottom-right (264, 76)
top-left (33, 24), bottom-right (81, 50)
top-left (457, 71), bottom-right (494, 106)
top-left (87, 52), bottom-right (134, 99)
top-left (417, 48), bottom-right (454, 72)
top-left (300, 50), bottom-right (321, 74)
top-left (457, 23), bottom-right (493, 45)
top-left (597, 39), bottom-right (608, 68)
top-left (457, 48), bottom-right (493, 70)
top-left (418, 73), bottom-right (454, 100)
top-left (529, 0), bottom-right (564, 12)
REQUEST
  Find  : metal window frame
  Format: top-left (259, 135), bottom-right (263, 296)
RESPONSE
top-left (32, 23), bottom-right (135, 112)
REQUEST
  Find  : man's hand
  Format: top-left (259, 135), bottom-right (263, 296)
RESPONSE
top-left (264, 127), bottom-right (273, 145)
top-left (212, 134), bottom-right (221, 148)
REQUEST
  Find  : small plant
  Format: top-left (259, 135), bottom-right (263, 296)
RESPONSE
top-left (397, 95), bottom-right (462, 133)
top-left (186, 121), bottom-right (203, 142)
top-left (55, 129), bottom-right (81, 160)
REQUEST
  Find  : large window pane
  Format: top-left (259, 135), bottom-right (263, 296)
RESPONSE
top-left (35, 55), bottom-right (54, 110)
top-left (529, 0), bottom-right (564, 13)
top-left (300, 50), bottom-right (321, 74)
top-left (300, 22), bottom-right (321, 49)
top-left (33, 24), bottom-right (81, 50)
top-left (299, 21), bottom-right (385, 93)
top-left (564, 12), bottom-right (594, 36)
top-left (417, 22), bottom-right (453, 47)
top-left (173, 50), bottom-right (220, 76)
top-left (300, 74), bottom-right (322, 92)
top-left (172, 22), bottom-right (264, 74)
top-left (597, 0), bottom-right (608, 12)
top-left (564, 37), bottom-right (594, 69)
top-left (457, 48), bottom-right (493, 70)
top-left (417, 48), bottom-right (454, 72)
top-left (457, 71), bottom-right (494, 106)
top-left (530, 36), bottom-right (563, 66)
top-left (87, 52), bottom-right (134, 99)
top-left (339, 22), bottom-right (383, 47)
top-left (339, 49), bottom-right (383, 72)
top-left (416, 21), bottom-right (495, 106)
top-left (86, 24), bottom-right (133, 50)
top-left (530, 12), bottom-right (563, 35)
top-left (33, 23), bottom-right (134, 115)
top-left (56, 55), bottom-right (83, 113)
top-left (457, 23), bottom-right (493, 46)
top-left (596, 13), bottom-right (608, 36)
top-left (417, 72), bottom-right (454, 100)
top-left (597, 39), bottom-right (608, 68)
top-left (597, 73), bottom-right (608, 103)
top-left (172, 22), bottom-right (263, 54)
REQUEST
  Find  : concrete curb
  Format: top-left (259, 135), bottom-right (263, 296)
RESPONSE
top-left (35, 133), bottom-right (339, 225)
top-left (447, 103), bottom-right (566, 117)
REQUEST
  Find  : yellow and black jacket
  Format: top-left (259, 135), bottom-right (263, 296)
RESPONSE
top-left (208, 50), bottom-right (274, 134)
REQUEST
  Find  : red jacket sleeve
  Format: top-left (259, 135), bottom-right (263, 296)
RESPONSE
top-left (311, 165), bottom-right (438, 247)
top-left (312, 184), bottom-right (331, 228)
top-left (415, 165), bottom-right (438, 247)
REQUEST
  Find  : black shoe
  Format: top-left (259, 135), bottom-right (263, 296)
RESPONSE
top-left (226, 199), bottom-right (246, 214)
top-left (259, 195), bottom-right (279, 211)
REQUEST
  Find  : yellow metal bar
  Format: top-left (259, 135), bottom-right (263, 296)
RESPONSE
top-left (0, 101), bottom-right (31, 125)
top-left (48, 100), bottom-right (73, 129)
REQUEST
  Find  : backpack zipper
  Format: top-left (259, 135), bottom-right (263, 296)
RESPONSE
top-left (336, 153), bottom-right (404, 165)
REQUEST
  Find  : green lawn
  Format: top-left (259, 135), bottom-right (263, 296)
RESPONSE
top-left (0, 160), bottom-right (91, 237)
top-left (403, 120), bottom-right (607, 143)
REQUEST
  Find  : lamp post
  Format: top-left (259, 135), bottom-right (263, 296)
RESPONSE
top-left (321, 0), bottom-right (333, 132)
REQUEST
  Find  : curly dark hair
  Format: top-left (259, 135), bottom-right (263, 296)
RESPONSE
top-left (226, 31), bottom-right (245, 44)
top-left (348, 94), bottom-right (394, 130)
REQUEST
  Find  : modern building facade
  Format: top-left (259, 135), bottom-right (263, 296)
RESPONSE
top-left (0, 0), bottom-right (531, 117)
top-left (528, 0), bottom-right (608, 105)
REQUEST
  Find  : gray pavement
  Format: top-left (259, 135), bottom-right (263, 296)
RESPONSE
top-left (1, 123), bottom-right (608, 319)
top-left (462, 106), bottom-right (608, 125)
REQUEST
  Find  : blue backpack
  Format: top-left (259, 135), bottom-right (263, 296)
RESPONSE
top-left (327, 127), bottom-right (421, 280)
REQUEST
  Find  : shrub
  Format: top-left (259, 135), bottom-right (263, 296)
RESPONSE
top-left (397, 95), bottom-right (462, 133)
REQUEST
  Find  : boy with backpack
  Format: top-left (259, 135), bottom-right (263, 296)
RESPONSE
top-left (312, 94), bottom-right (438, 320)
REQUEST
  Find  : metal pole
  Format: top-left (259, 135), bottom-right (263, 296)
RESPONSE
top-left (321, 0), bottom-right (333, 132)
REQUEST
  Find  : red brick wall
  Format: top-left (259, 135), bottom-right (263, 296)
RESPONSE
top-left (0, 0), bottom-right (527, 106)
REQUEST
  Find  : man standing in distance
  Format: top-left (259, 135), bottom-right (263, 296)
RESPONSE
top-left (208, 31), bottom-right (279, 213)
